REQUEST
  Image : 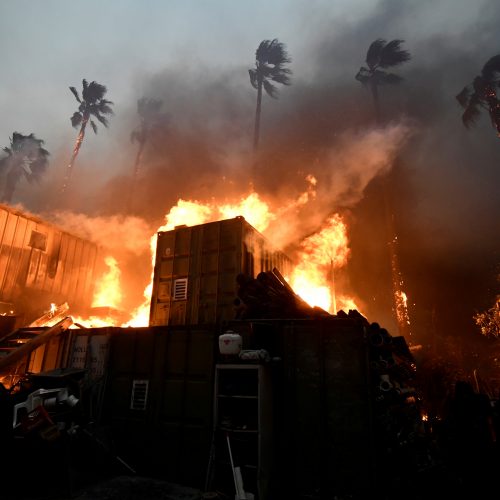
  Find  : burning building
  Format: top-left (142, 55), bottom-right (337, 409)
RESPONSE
top-left (0, 203), bottom-right (98, 332)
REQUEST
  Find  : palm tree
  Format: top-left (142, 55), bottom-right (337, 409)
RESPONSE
top-left (355, 39), bottom-right (411, 123)
top-left (63, 79), bottom-right (113, 192)
top-left (456, 55), bottom-right (500, 138)
top-left (128, 97), bottom-right (168, 212)
top-left (249, 39), bottom-right (292, 151)
top-left (356, 39), bottom-right (412, 338)
top-left (0, 132), bottom-right (49, 203)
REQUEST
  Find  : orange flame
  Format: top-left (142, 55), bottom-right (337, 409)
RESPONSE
top-left (92, 256), bottom-right (122, 309)
top-left (290, 214), bottom-right (358, 314)
top-left (72, 182), bottom-right (360, 327)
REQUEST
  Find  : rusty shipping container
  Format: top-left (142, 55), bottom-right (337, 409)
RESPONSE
top-left (0, 203), bottom-right (98, 326)
top-left (149, 216), bottom-right (292, 326)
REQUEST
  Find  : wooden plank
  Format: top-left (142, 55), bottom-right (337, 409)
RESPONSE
top-left (0, 316), bottom-right (73, 372)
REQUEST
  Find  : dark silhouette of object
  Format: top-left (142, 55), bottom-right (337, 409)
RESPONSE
top-left (249, 39), bottom-right (292, 153)
top-left (355, 38), bottom-right (411, 124)
top-left (128, 97), bottom-right (169, 212)
top-left (456, 54), bottom-right (500, 138)
top-left (0, 132), bottom-right (49, 203)
top-left (63, 79), bottom-right (114, 193)
top-left (441, 380), bottom-right (496, 499)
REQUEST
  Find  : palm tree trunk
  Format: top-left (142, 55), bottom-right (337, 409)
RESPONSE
top-left (253, 80), bottom-right (263, 151)
top-left (382, 177), bottom-right (411, 338)
top-left (1, 166), bottom-right (20, 203)
top-left (252, 80), bottom-right (263, 186)
top-left (370, 81), bottom-right (410, 336)
top-left (127, 139), bottom-right (146, 213)
top-left (62, 117), bottom-right (88, 193)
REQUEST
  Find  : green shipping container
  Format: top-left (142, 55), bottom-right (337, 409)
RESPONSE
top-left (149, 217), bottom-right (292, 326)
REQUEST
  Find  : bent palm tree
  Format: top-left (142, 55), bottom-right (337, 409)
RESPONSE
top-left (128, 97), bottom-right (168, 211)
top-left (355, 39), bottom-right (411, 123)
top-left (249, 39), bottom-right (292, 151)
top-left (0, 132), bottom-right (49, 203)
top-left (63, 79), bottom-right (113, 192)
top-left (456, 54), bottom-right (500, 138)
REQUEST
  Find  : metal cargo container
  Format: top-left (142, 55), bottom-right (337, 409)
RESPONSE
top-left (149, 217), bottom-right (292, 326)
top-left (0, 203), bottom-right (98, 324)
top-left (101, 326), bottom-right (216, 488)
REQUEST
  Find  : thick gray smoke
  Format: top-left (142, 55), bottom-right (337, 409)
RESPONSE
top-left (4, 0), bottom-right (498, 345)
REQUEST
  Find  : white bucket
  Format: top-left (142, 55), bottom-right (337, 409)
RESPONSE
top-left (219, 331), bottom-right (242, 355)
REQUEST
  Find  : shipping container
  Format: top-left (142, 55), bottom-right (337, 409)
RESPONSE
top-left (0, 203), bottom-right (98, 325)
top-left (149, 217), bottom-right (292, 326)
top-left (101, 325), bottom-right (217, 488)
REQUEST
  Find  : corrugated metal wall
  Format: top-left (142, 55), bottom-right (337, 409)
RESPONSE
top-left (102, 326), bottom-right (216, 489)
top-left (277, 318), bottom-right (374, 499)
top-left (0, 204), bottom-right (98, 320)
top-left (149, 217), bottom-right (291, 327)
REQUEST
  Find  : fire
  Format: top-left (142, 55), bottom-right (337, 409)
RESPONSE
top-left (219, 192), bottom-right (275, 232)
top-left (68, 184), bottom-right (360, 327)
top-left (289, 214), bottom-right (358, 314)
top-left (92, 256), bottom-right (122, 309)
top-left (125, 192), bottom-right (274, 326)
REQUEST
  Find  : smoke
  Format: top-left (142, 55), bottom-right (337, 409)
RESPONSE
top-left (49, 212), bottom-right (153, 255)
top-left (4, 0), bottom-right (498, 345)
top-left (47, 211), bottom-right (154, 312)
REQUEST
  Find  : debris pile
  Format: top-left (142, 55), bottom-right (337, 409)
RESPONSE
top-left (234, 268), bottom-right (332, 320)
top-left (367, 322), bottom-right (428, 480)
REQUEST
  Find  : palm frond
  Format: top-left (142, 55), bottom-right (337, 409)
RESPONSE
top-left (71, 112), bottom-right (83, 128)
top-left (462, 94), bottom-right (482, 128)
top-left (270, 71), bottom-right (291, 85)
top-left (263, 79), bottom-right (278, 98)
top-left (376, 71), bottom-right (404, 85)
top-left (256, 39), bottom-right (272, 61)
top-left (137, 97), bottom-right (162, 118)
top-left (81, 79), bottom-right (89, 100)
top-left (90, 120), bottom-right (98, 134)
top-left (482, 54), bottom-right (500, 82)
top-left (456, 86), bottom-right (471, 108)
top-left (87, 81), bottom-right (108, 103)
top-left (366, 39), bottom-right (386, 70)
top-left (69, 86), bottom-right (81, 103)
top-left (355, 67), bottom-right (371, 85)
top-left (248, 69), bottom-right (259, 89)
top-left (28, 156), bottom-right (49, 178)
top-left (488, 99), bottom-right (500, 134)
top-left (93, 113), bottom-right (109, 128)
top-left (256, 39), bottom-right (291, 65)
top-left (96, 103), bottom-right (114, 115)
top-left (379, 39), bottom-right (411, 68)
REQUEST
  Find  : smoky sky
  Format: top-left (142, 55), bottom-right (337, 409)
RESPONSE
top-left (1, 0), bottom-right (498, 344)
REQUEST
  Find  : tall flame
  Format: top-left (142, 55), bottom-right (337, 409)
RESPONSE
top-left (92, 256), bottom-right (122, 309)
top-left (77, 183), bottom-right (360, 327)
top-left (290, 214), bottom-right (356, 314)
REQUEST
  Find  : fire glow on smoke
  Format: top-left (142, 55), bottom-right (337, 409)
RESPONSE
top-left (70, 187), bottom-right (361, 327)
